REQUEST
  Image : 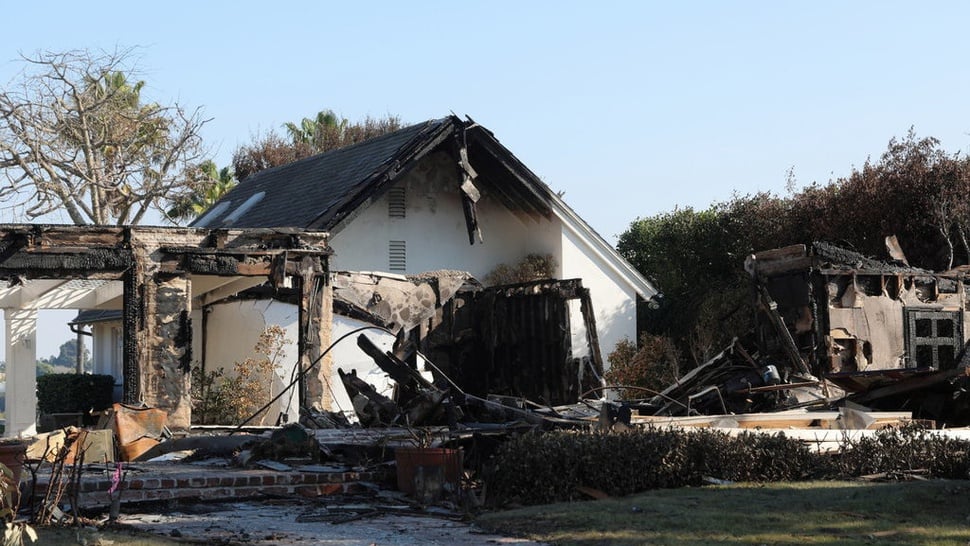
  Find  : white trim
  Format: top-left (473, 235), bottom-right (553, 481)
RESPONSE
top-left (550, 198), bottom-right (659, 300)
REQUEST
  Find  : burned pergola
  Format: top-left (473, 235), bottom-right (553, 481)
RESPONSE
top-left (0, 225), bottom-right (331, 436)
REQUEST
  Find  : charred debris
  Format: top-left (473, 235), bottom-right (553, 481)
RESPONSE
top-left (326, 239), bottom-right (970, 443)
top-left (330, 273), bottom-right (607, 435)
top-left (659, 239), bottom-right (970, 425)
top-left (16, 228), bottom-right (970, 508)
top-left (199, 239), bottom-right (970, 464)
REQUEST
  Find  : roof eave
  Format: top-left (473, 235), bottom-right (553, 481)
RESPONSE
top-left (464, 123), bottom-right (659, 300)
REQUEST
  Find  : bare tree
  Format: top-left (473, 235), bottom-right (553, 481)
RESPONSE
top-left (0, 48), bottom-right (210, 225)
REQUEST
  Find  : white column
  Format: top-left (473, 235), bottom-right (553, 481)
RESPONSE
top-left (5, 309), bottom-right (37, 438)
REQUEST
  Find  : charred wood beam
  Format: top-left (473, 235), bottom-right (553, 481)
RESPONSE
top-left (454, 134), bottom-right (483, 245)
top-left (160, 250), bottom-right (326, 277)
top-left (579, 288), bottom-right (605, 377)
top-left (357, 334), bottom-right (434, 390)
top-left (460, 194), bottom-right (481, 245)
top-left (853, 367), bottom-right (968, 404)
top-left (758, 286), bottom-right (812, 376)
top-left (483, 278), bottom-right (586, 297)
top-left (0, 224), bottom-right (126, 248)
top-left (338, 368), bottom-right (400, 426)
top-left (0, 249), bottom-right (132, 274)
top-left (122, 265), bottom-right (141, 404)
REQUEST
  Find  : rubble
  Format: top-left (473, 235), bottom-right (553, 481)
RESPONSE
top-left (743, 240), bottom-right (970, 425)
top-left (14, 236), bottom-right (970, 530)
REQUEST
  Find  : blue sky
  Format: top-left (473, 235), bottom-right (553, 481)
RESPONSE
top-left (3, 1), bottom-right (970, 357)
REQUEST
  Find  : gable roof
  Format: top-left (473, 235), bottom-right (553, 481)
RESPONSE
top-left (194, 115), bottom-right (659, 300)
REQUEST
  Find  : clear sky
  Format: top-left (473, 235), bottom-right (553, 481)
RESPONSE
top-left (3, 0), bottom-right (970, 358)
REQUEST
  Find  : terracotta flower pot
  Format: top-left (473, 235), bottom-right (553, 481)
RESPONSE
top-left (394, 447), bottom-right (463, 501)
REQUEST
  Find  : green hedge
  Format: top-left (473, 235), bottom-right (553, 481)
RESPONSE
top-left (36, 373), bottom-right (115, 414)
top-left (484, 425), bottom-right (970, 506)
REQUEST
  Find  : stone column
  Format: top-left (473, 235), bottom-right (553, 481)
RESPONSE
top-left (5, 309), bottom-right (37, 438)
top-left (140, 273), bottom-right (193, 430)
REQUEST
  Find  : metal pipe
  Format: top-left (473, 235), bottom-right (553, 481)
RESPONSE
top-left (686, 385), bottom-right (727, 415)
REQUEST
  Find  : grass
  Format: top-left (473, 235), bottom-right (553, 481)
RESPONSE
top-left (476, 480), bottom-right (970, 545)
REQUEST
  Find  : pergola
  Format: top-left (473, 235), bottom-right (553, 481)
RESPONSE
top-left (0, 225), bottom-right (331, 437)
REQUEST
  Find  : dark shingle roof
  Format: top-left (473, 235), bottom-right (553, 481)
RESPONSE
top-left (186, 113), bottom-right (658, 300)
top-left (193, 118), bottom-right (454, 230)
top-left (71, 310), bottom-right (122, 325)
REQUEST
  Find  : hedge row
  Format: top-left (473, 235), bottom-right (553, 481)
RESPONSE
top-left (484, 424), bottom-right (970, 506)
top-left (36, 373), bottom-right (114, 414)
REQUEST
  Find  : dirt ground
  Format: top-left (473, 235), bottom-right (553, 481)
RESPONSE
top-left (115, 498), bottom-right (544, 545)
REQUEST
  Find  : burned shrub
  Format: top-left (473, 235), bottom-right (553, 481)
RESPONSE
top-left (483, 253), bottom-right (557, 286)
top-left (833, 423), bottom-right (970, 479)
top-left (485, 427), bottom-right (815, 506)
top-left (484, 430), bottom-right (584, 505)
top-left (485, 423), bottom-right (970, 507)
top-left (605, 333), bottom-right (681, 399)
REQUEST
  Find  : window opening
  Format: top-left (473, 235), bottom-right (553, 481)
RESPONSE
top-left (904, 309), bottom-right (962, 370)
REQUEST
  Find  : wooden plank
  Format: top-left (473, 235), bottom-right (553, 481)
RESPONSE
top-left (752, 256), bottom-right (814, 277)
top-left (633, 410), bottom-right (914, 430)
top-left (753, 244), bottom-right (807, 262)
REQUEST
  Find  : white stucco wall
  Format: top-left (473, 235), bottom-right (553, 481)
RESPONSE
top-left (560, 225), bottom-right (638, 362)
top-left (330, 152), bottom-right (562, 279)
top-left (201, 303), bottom-right (397, 424)
top-left (90, 322), bottom-right (123, 401)
top-left (202, 300), bottom-right (301, 425)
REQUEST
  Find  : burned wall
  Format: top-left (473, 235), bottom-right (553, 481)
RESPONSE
top-left (822, 273), bottom-right (968, 372)
top-left (420, 278), bottom-right (603, 405)
top-left (751, 243), bottom-right (970, 377)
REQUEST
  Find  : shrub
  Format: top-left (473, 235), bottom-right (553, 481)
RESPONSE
top-left (484, 424), bottom-right (970, 506)
top-left (484, 254), bottom-right (557, 286)
top-left (191, 325), bottom-right (290, 425)
top-left (832, 423), bottom-right (970, 479)
top-left (36, 373), bottom-right (114, 414)
top-left (605, 333), bottom-right (681, 399)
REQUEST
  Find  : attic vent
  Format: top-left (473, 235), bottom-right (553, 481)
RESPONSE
top-left (223, 191), bottom-right (266, 225)
top-left (388, 186), bottom-right (406, 218)
top-left (389, 240), bottom-right (406, 272)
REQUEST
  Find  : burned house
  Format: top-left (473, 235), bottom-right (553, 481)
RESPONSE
top-left (746, 241), bottom-right (970, 422)
top-left (48, 116), bottom-right (661, 432)
top-left (0, 225), bottom-right (332, 437)
top-left (192, 115), bottom-right (659, 361)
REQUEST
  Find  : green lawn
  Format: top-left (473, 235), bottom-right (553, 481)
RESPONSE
top-left (476, 480), bottom-right (970, 545)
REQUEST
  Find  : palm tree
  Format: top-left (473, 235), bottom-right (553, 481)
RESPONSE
top-left (166, 161), bottom-right (236, 223)
top-left (283, 109), bottom-right (346, 145)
